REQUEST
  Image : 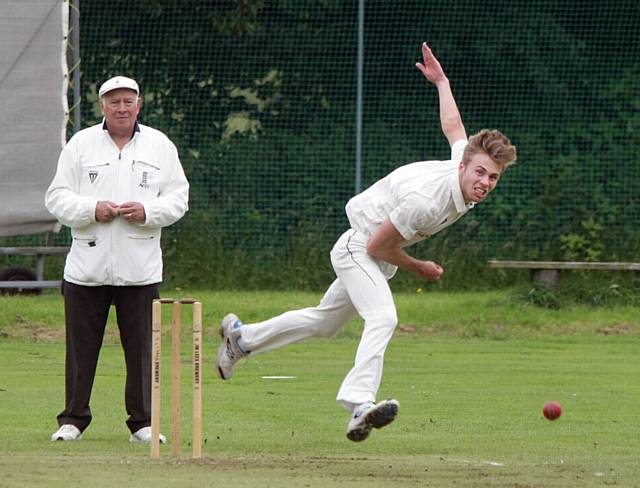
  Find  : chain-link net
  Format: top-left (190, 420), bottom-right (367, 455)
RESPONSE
top-left (2, 0), bottom-right (639, 289)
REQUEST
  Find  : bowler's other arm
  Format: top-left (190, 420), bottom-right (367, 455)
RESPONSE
top-left (415, 41), bottom-right (466, 147)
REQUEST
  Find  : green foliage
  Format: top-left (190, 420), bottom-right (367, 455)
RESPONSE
top-left (560, 217), bottom-right (605, 261)
top-left (559, 275), bottom-right (640, 307)
top-left (161, 207), bottom-right (335, 290)
top-left (34, 1), bottom-right (639, 288)
top-left (510, 272), bottom-right (640, 310)
top-left (524, 284), bottom-right (562, 310)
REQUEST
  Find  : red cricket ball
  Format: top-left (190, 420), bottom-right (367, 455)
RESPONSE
top-left (543, 401), bottom-right (562, 420)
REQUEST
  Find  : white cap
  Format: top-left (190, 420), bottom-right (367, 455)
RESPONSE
top-left (98, 76), bottom-right (139, 97)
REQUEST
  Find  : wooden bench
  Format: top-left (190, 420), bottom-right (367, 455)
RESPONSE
top-left (0, 246), bottom-right (69, 291)
top-left (487, 260), bottom-right (640, 290)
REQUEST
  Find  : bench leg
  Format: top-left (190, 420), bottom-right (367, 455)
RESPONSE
top-left (530, 269), bottom-right (560, 291)
top-left (635, 271), bottom-right (640, 288)
top-left (35, 254), bottom-right (45, 281)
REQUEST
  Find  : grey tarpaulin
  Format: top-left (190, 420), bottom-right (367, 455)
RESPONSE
top-left (0, 0), bottom-right (68, 236)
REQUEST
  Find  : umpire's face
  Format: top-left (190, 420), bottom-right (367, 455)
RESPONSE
top-left (101, 88), bottom-right (141, 137)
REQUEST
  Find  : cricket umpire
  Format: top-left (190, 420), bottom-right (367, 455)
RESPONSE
top-left (45, 76), bottom-right (189, 443)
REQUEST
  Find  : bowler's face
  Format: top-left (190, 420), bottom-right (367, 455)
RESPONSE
top-left (101, 88), bottom-right (140, 136)
top-left (458, 153), bottom-right (502, 204)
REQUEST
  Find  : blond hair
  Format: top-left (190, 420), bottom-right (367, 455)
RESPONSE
top-left (462, 129), bottom-right (516, 170)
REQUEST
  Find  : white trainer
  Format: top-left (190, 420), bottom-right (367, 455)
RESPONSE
top-left (51, 424), bottom-right (82, 441)
top-left (216, 313), bottom-right (248, 380)
top-left (346, 399), bottom-right (400, 442)
top-left (129, 426), bottom-right (166, 444)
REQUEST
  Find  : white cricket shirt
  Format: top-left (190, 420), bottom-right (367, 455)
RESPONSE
top-left (345, 139), bottom-right (473, 247)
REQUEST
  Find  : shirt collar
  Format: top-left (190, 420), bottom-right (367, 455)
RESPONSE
top-left (449, 170), bottom-right (475, 212)
top-left (102, 119), bottom-right (141, 137)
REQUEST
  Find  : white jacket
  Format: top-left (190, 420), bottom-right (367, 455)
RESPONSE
top-left (45, 122), bottom-right (189, 286)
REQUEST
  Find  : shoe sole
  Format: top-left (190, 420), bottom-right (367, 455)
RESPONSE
top-left (216, 336), bottom-right (232, 380)
top-left (346, 425), bottom-right (370, 442)
top-left (216, 314), bottom-right (239, 380)
top-left (52, 435), bottom-right (82, 441)
top-left (130, 436), bottom-right (166, 443)
top-left (52, 433), bottom-right (82, 441)
top-left (346, 400), bottom-right (399, 442)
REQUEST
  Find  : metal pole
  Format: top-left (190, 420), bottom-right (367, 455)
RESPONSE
top-left (355, 0), bottom-right (364, 194)
top-left (70, 0), bottom-right (81, 133)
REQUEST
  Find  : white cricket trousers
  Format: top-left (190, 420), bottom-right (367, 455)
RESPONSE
top-left (239, 229), bottom-right (398, 411)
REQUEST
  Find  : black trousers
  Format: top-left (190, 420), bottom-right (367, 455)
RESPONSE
top-left (56, 281), bottom-right (160, 433)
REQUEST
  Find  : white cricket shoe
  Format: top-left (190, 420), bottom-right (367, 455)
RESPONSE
top-left (346, 399), bottom-right (400, 442)
top-left (216, 313), bottom-right (248, 380)
top-left (51, 424), bottom-right (82, 441)
top-left (129, 426), bottom-right (166, 444)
